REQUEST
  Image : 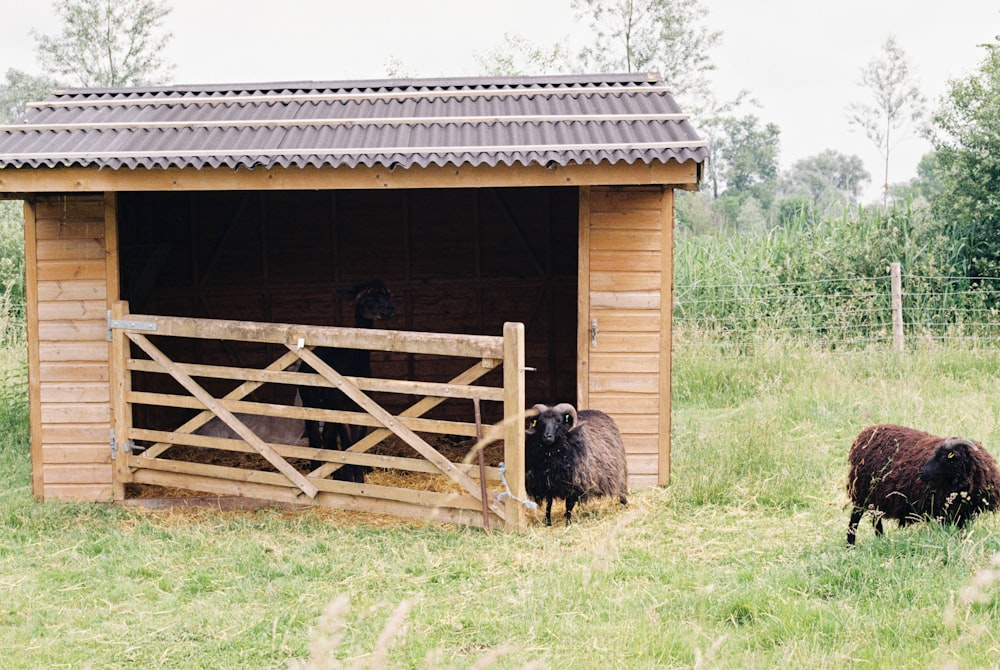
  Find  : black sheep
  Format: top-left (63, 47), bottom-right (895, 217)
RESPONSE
top-left (846, 424), bottom-right (1000, 546)
top-left (525, 403), bottom-right (628, 525)
top-left (299, 280), bottom-right (395, 481)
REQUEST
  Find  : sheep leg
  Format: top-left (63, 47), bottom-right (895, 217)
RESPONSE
top-left (564, 494), bottom-right (579, 525)
top-left (847, 507), bottom-right (865, 546)
top-left (544, 498), bottom-right (554, 526)
top-left (873, 514), bottom-right (884, 536)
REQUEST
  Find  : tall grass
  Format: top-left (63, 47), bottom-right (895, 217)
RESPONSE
top-left (673, 203), bottom-right (1000, 350)
top-left (2, 339), bottom-right (1000, 668)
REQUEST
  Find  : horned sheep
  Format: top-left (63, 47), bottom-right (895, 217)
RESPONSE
top-left (525, 403), bottom-right (629, 525)
top-left (846, 423), bottom-right (1000, 546)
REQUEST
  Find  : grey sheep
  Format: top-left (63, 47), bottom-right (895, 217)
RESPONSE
top-left (846, 423), bottom-right (1000, 546)
top-left (195, 390), bottom-right (306, 447)
top-left (525, 403), bottom-right (628, 525)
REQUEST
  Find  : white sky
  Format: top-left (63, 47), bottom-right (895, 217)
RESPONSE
top-left (2, 0), bottom-right (998, 202)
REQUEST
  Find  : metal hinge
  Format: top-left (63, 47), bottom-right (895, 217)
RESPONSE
top-left (107, 310), bottom-right (157, 340)
top-left (590, 318), bottom-right (599, 347)
top-left (110, 430), bottom-right (133, 460)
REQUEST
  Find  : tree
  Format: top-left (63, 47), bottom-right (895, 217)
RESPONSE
top-left (474, 34), bottom-right (574, 76)
top-left (846, 36), bottom-right (925, 206)
top-left (0, 69), bottom-right (59, 122)
top-left (32, 0), bottom-right (173, 88)
top-left (779, 150), bottom-right (870, 215)
top-left (927, 37), bottom-right (1000, 278)
top-left (572, 0), bottom-right (720, 106)
top-left (711, 115), bottom-right (780, 201)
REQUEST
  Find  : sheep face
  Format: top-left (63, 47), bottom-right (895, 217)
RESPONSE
top-left (337, 280), bottom-right (396, 323)
top-left (918, 438), bottom-right (978, 487)
top-left (527, 403), bottom-right (578, 446)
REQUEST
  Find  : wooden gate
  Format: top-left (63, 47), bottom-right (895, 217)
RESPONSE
top-left (108, 301), bottom-right (528, 530)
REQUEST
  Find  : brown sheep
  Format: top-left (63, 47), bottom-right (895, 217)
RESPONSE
top-left (846, 424), bottom-right (1000, 546)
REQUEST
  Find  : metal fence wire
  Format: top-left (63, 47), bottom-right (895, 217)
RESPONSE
top-left (673, 268), bottom-right (1000, 354)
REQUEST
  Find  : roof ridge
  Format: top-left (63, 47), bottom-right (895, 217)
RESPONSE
top-left (49, 72), bottom-right (662, 97)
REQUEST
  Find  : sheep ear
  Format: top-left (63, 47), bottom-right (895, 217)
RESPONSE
top-left (525, 405), bottom-right (546, 433)
top-left (552, 403), bottom-right (578, 430)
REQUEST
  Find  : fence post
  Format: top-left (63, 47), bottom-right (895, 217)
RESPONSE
top-left (502, 322), bottom-right (527, 531)
top-left (890, 262), bottom-right (904, 352)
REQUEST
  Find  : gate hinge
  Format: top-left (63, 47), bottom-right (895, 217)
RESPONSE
top-left (110, 430), bottom-right (133, 460)
top-left (107, 310), bottom-right (157, 340)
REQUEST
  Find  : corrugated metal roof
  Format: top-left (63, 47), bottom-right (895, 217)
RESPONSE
top-left (0, 73), bottom-right (708, 172)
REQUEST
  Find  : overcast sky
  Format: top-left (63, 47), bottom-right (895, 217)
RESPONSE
top-left (2, 0), bottom-right (998, 202)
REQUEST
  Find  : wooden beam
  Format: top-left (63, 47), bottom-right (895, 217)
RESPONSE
top-left (23, 199), bottom-right (43, 499)
top-left (0, 160), bottom-right (701, 195)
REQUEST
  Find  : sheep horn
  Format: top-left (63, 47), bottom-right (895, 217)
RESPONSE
top-left (552, 403), bottom-right (578, 430)
top-left (944, 437), bottom-right (979, 452)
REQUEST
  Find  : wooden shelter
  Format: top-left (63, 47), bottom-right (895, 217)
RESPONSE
top-left (0, 73), bottom-right (707, 529)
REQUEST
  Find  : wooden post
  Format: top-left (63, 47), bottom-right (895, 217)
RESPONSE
top-left (890, 262), bottom-right (904, 353)
top-left (110, 300), bottom-right (133, 500)
top-left (502, 321), bottom-right (527, 531)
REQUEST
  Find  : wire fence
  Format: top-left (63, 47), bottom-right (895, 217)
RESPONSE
top-left (4, 269), bottom-right (1000, 356)
top-left (674, 269), bottom-right (1000, 355)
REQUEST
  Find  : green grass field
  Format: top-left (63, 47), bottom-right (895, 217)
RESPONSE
top-left (2, 344), bottom-right (999, 669)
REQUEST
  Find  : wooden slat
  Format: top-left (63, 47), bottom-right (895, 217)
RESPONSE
top-left (43, 483), bottom-right (113, 501)
top-left (38, 320), bottom-right (106, 341)
top-left (36, 279), bottom-right (107, 301)
top-left (24, 199), bottom-right (43, 498)
top-left (126, 456), bottom-right (496, 513)
top-left (41, 403), bottom-right (110, 424)
top-left (0, 161), bottom-right (700, 194)
top-left (590, 271), bottom-right (661, 292)
top-left (616, 414), bottom-right (660, 434)
top-left (586, 310), bottom-right (661, 332)
top-left (589, 186), bottom-right (664, 212)
top-left (127, 357), bottom-right (504, 401)
top-left (588, 395), bottom-right (660, 415)
top-left (128, 429), bottom-right (501, 481)
top-left (128, 391), bottom-right (481, 437)
top-left (658, 187), bottom-right (674, 485)
top-left (35, 220), bottom-right (106, 240)
top-left (589, 229), bottom-right (661, 252)
top-left (36, 300), bottom-right (107, 320)
top-left (40, 361), bottom-right (109, 382)
top-left (590, 291), bottom-right (661, 310)
top-left (41, 424), bottom-right (109, 443)
top-left (589, 372), bottom-right (659, 394)
top-left (589, 353), bottom-right (660, 374)
top-left (587, 331), bottom-right (660, 352)
top-left (36, 237), bottom-right (105, 261)
top-left (43, 463), bottom-right (113, 484)
top-left (118, 312), bottom-right (505, 359)
top-left (34, 195), bottom-right (105, 221)
top-left (502, 321), bottom-right (527, 531)
top-left (590, 250), bottom-right (661, 273)
top-left (590, 210), bottom-right (661, 230)
top-left (38, 341), bottom-right (109, 362)
top-left (35, 259), bottom-right (107, 281)
top-left (41, 445), bottom-right (110, 464)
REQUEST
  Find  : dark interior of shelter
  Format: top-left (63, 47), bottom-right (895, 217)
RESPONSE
top-left (116, 187), bottom-right (579, 461)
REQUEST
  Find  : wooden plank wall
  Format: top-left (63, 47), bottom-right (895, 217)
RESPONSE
top-left (580, 186), bottom-right (672, 489)
top-left (25, 194), bottom-right (116, 500)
